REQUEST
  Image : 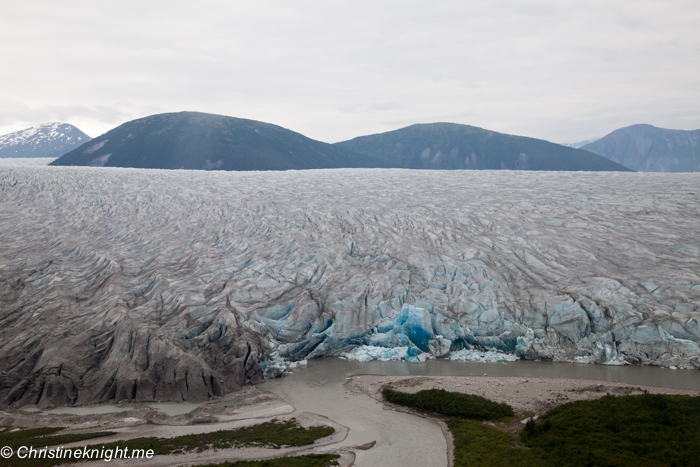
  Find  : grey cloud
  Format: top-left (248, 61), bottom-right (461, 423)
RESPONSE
top-left (0, 1), bottom-right (698, 143)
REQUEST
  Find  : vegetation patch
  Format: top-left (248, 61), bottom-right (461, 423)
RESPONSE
top-left (2, 419), bottom-right (334, 466)
top-left (382, 387), bottom-right (514, 420)
top-left (448, 419), bottom-right (539, 467)
top-left (0, 427), bottom-right (115, 451)
top-left (93, 418), bottom-right (334, 455)
top-left (0, 427), bottom-right (117, 467)
top-left (200, 453), bottom-right (341, 467)
top-left (384, 387), bottom-right (700, 467)
top-left (520, 393), bottom-right (700, 467)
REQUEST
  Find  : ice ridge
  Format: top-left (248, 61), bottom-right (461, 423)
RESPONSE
top-left (1, 167), bottom-right (699, 408)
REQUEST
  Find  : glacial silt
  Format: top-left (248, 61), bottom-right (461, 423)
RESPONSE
top-left (0, 167), bottom-right (699, 407)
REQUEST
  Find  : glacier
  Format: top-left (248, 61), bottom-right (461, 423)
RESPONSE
top-left (0, 157), bottom-right (57, 167)
top-left (1, 166), bottom-right (699, 407)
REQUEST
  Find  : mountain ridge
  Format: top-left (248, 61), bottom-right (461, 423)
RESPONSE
top-left (53, 114), bottom-right (633, 172)
top-left (335, 122), bottom-right (631, 171)
top-left (52, 111), bottom-right (380, 171)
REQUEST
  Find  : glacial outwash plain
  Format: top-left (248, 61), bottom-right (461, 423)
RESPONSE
top-left (1, 166), bottom-right (700, 409)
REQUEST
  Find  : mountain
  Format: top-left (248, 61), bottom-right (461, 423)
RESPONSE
top-left (0, 123), bottom-right (91, 159)
top-left (52, 112), bottom-right (379, 170)
top-left (334, 123), bottom-right (631, 171)
top-left (563, 138), bottom-right (599, 149)
top-left (581, 124), bottom-right (700, 172)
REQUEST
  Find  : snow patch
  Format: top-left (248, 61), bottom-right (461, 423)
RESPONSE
top-left (0, 123), bottom-right (91, 158)
top-left (203, 159), bottom-right (223, 170)
top-left (84, 140), bottom-right (108, 154)
top-left (88, 153), bottom-right (111, 167)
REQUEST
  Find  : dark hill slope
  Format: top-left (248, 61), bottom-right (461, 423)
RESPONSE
top-left (335, 123), bottom-right (631, 171)
top-left (52, 112), bottom-right (379, 170)
top-left (582, 124), bottom-right (700, 172)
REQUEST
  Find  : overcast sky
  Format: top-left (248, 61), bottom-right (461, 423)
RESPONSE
top-left (1, 1), bottom-right (698, 144)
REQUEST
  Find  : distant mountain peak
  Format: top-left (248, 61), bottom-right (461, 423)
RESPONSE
top-left (0, 123), bottom-right (91, 159)
top-left (582, 124), bottom-right (700, 172)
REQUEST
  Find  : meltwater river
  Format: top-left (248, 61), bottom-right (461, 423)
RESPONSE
top-left (22, 358), bottom-right (700, 467)
top-left (262, 358), bottom-right (700, 467)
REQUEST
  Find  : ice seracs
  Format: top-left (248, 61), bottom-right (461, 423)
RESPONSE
top-left (342, 346), bottom-right (432, 363)
top-left (0, 167), bottom-right (699, 407)
top-left (448, 349), bottom-right (518, 363)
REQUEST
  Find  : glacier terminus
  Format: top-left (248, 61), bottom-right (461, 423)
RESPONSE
top-left (0, 167), bottom-right (699, 408)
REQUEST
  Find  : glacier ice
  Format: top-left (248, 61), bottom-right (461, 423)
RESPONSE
top-left (448, 348), bottom-right (518, 363)
top-left (342, 345), bottom-right (431, 363)
top-left (0, 157), bottom-right (57, 167)
top-left (1, 166), bottom-right (699, 407)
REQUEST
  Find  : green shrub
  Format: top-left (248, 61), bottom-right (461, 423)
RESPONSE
top-left (448, 419), bottom-right (540, 467)
top-left (93, 418), bottom-right (334, 456)
top-left (0, 427), bottom-right (115, 448)
top-left (520, 393), bottom-right (700, 467)
top-left (0, 427), bottom-right (116, 467)
top-left (382, 387), bottom-right (514, 420)
top-left (384, 389), bottom-right (700, 467)
top-left (1, 419), bottom-right (334, 466)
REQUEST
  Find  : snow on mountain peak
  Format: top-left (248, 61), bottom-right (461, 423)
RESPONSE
top-left (0, 122), bottom-right (91, 158)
